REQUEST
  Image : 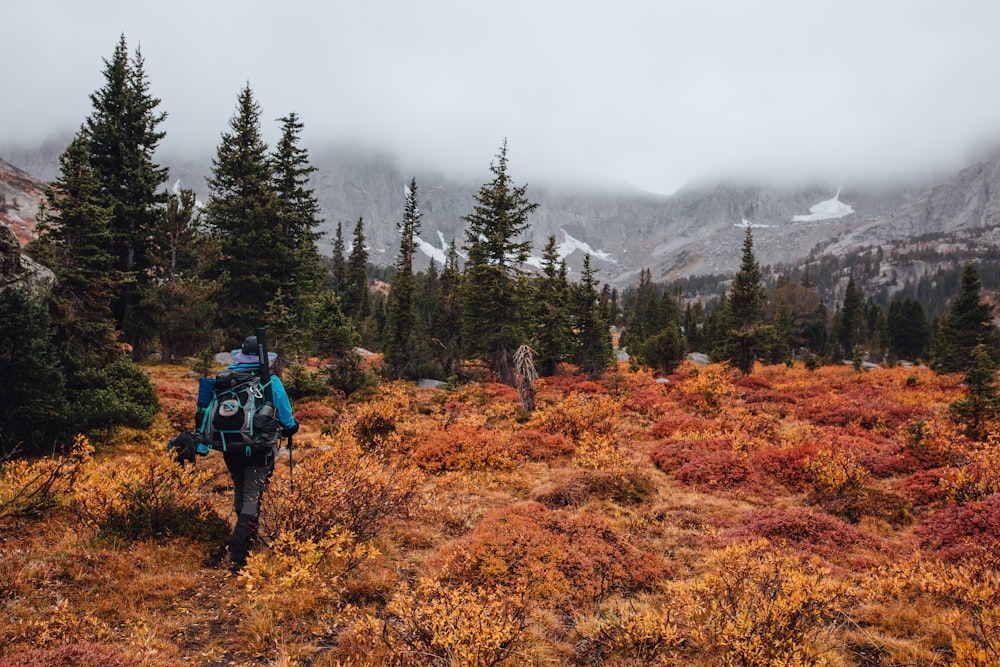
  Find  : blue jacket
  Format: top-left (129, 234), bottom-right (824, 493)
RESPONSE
top-left (227, 362), bottom-right (297, 430)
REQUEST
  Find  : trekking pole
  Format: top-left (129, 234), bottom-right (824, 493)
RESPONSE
top-left (288, 433), bottom-right (294, 491)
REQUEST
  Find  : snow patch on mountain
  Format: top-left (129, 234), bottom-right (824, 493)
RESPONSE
top-left (735, 218), bottom-right (771, 228)
top-left (525, 229), bottom-right (616, 269)
top-left (791, 188), bottom-right (854, 222)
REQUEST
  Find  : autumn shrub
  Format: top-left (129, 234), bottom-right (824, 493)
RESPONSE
top-left (0, 434), bottom-right (90, 523)
top-left (649, 436), bottom-right (732, 474)
top-left (0, 642), bottom-right (133, 667)
top-left (344, 381), bottom-right (411, 453)
top-left (535, 470), bottom-right (657, 508)
top-left (807, 447), bottom-right (870, 499)
top-left (72, 451), bottom-right (228, 543)
top-left (572, 595), bottom-right (685, 665)
top-left (748, 443), bottom-right (818, 493)
top-left (348, 577), bottom-right (530, 666)
top-left (529, 390), bottom-right (619, 441)
top-left (873, 558), bottom-right (1000, 667)
top-left (649, 414), bottom-right (722, 438)
top-left (675, 448), bottom-right (751, 489)
top-left (156, 383), bottom-right (195, 431)
top-left (892, 467), bottom-right (952, 506)
top-left (410, 425), bottom-right (518, 473)
top-left (433, 502), bottom-right (668, 607)
top-left (940, 434), bottom-right (1000, 502)
top-left (572, 431), bottom-right (634, 475)
top-left (731, 507), bottom-right (869, 561)
top-left (674, 365), bottom-right (735, 416)
top-left (510, 428), bottom-right (574, 461)
top-left (675, 539), bottom-right (851, 666)
top-left (260, 434), bottom-right (421, 548)
top-left (916, 494), bottom-right (1000, 562)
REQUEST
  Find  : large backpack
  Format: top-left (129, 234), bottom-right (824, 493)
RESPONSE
top-left (196, 369), bottom-right (280, 457)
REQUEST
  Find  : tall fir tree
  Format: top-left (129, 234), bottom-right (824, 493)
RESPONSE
top-left (461, 140), bottom-right (538, 386)
top-left (86, 35), bottom-right (169, 356)
top-left (933, 262), bottom-right (1000, 373)
top-left (887, 296), bottom-right (930, 362)
top-left (385, 177), bottom-right (422, 378)
top-left (271, 112), bottom-right (325, 307)
top-left (834, 276), bottom-right (866, 359)
top-left (203, 84), bottom-right (282, 340)
top-left (533, 235), bottom-right (571, 376)
top-left (29, 133), bottom-right (117, 355)
top-left (721, 226), bottom-right (769, 374)
top-left (342, 216), bottom-right (371, 324)
top-left (569, 255), bottom-right (613, 378)
top-left (330, 221), bottom-right (347, 294)
top-left (430, 242), bottom-right (464, 378)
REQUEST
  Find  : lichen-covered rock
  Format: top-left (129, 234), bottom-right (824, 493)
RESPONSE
top-left (0, 223), bottom-right (54, 295)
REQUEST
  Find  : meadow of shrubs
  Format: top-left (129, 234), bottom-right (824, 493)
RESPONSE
top-left (2, 358), bottom-right (999, 666)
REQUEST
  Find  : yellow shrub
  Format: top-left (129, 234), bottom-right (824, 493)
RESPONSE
top-left (0, 434), bottom-right (91, 522)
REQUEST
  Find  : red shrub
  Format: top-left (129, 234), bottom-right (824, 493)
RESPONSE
top-left (410, 426), bottom-right (516, 472)
top-left (483, 382), bottom-right (520, 402)
top-left (915, 494), bottom-right (1000, 562)
top-left (650, 414), bottom-right (722, 438)
top-left (675, 449), bottom-right (750, 488)
top-left (730, 506), bottom-right (871, 560)
top-left (749, 443), bottom-right (819, 492)
top-left (293, 402), bottom-right (338, 421)
top-left (649, 436), bottom-right (732, 473)
top-left (512, 428), bottom-right (574, 461)
top-left (891, 468), bottom-right (951, 507)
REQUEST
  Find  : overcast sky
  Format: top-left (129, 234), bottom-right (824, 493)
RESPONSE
top-left (4, 0), bottom-right (1000, 194)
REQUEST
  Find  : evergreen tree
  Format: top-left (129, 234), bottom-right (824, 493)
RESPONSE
top-left (721, 226), bottom-right (768, 374)
top-left (430, 242), bottom-right (463, 378)
top-left (533, 235), bottom-right (571, 377)
top-left (461, 140), bottom-right (538, 385)
top-left (0, 288), bottom-right (69, 456)
top-left (947, 344), bottom-right (1000, 441)
top-left (203, 84), bottom-right (282, 340)
top-left (330, 221), bottom-right (347, 294)
top-left (86, 35), bottom-right (169, 356)
top-left (29, 133), bottom-right (118, 354)
top-left (385, 177), bottom-right (422, 378)
top-left (621, 268), bottom-right (658, 352)
top-left (569, 255), bottom-right (613, 378)
top-left (887, 296), bottom-right (930, 362)
top-left (834, 276), bottom-right (865, 359)
top-left (933, 262), bottom-right (1000, 374)
top-left (271, 112), bottom-right (325, 309)
top-left (342, 216), bottom-right (371, 323)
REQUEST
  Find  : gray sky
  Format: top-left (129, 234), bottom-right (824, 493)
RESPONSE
top-left (5, 0), bottom-right (1000, 194)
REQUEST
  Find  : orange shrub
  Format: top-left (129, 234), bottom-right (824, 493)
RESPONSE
top-left (511, 428), bottom-right (574, 461)
top-left (433, 502), bottom-right (668, 607)
top-left (410, 425), bottom-right (518, 473)
top-left (528, 391), bottom-right (619, 441)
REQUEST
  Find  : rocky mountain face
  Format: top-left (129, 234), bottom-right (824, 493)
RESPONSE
top-left (4, 142), bottom-right (1000, 293)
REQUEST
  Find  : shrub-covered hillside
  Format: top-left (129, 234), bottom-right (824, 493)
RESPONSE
top-left (2, 360), bottom-right (999, 666)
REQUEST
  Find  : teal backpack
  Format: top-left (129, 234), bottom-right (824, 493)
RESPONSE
top-left (196, 369), bottom-right (280, 457)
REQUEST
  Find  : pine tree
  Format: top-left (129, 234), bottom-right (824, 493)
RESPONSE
top-left (330, 221), bottom-right (346, 294)
top-left (85, 35), bottom-right (169, 356)
top-left (29, 133), bottom-right (117, 353)
top-left (721, 226), bottom-right (768, 373)
top-left (948, 343), bottom-right (1000, 440)
top-left (430, 242), bottom-right (463, 378)
top-left (887, 296), bottom-right (930, 362)
top-left (933, 262), bottom-right (1000, 374)
top-left (272, 112), bottom-right (324, 307)
top-left (385, 177), bottom-right (422, 378)
top-left (533, 236), bottom-right (571, 377)
top-left (461, 140), bottom-right (538, 385)
top-left (203, 84), bottom-right (282, 340)
top-left (569, 255), bottom-right (613, 378)
top-left (834, 276), bottom-right (865, 359)
top-left (342, 216), bottom-right (371, 323)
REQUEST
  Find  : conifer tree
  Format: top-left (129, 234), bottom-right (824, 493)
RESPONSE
top-left (933, 262), bottom-right (1000, 374)
top-left (330, 221), bottom-right (347, 294)
top-left (85, 35), bottom-right (169, 356)
top-left (721, 227), bottom-right (769, 373)
top-left (272, 112), bottom-right (325, 306)
top-left (342, 216), bottom-right (371, 324)
top-left (533, 236), bottom-right (571, 376)
top-left (385, 177), bottom-right (422, 378)
top-left (203, 84), bottom-right (282, 340)
top-left (569, 255), bottom-right (613, 378)
top-left (887, 296), bottom-right (930, 362)
top-left (430, 242), bottom-right (463, 378)
top-left (834, 276), bottom-right (865, 359)
top-left (30, 133), bottom-right (117, 353)
top-left (461, 140), bottom-right (538, 386)
top-left (948, 343), bottom-right (1000, 441)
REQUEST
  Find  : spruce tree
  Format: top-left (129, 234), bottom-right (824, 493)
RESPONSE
top-left (887, 296), bottom-right (930, 362)
top-left (385, 177), bottom-right (422, 378)
top-left (330, 221), bottom-right (346, 294)
top-left (933, 262), bottom-right (1000, 374)
top-left (834, 276), bottom-right (865, 359)
top-left (948, 343), bottom-right (1000, 441)
top-left (86, 35), bottom-right (169, 356)
top-left (533, 235), bottom-right (571, 377)
top-left (272, 112), bottom-right (324, 307)
top-left (203, 84), bottom-right (282, 340)
top-left (721, 226), bottom-right (768, 373)
top-left (569, 255), bottom-right (613, 378)
top-left (29, 133), bottom-right (117, 354)
top-left (430, 242), bottom-right (463, 378)
top-left (342, 216), bottom-right (371, 323)
top-left (461, 140), bottom-right (538, 385)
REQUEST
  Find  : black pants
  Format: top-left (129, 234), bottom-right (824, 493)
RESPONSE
top-left (224, 446), bottom-right (275, 569)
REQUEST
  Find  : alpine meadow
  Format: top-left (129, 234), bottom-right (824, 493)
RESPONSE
top-left (5, 33), bottom-right (1000, 667)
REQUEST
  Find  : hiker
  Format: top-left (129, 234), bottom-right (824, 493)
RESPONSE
top-left (221, 334), bottom-right (298, 571)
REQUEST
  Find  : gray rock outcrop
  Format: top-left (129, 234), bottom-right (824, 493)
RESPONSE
top-left (0, 223), bottom-right (54, 295)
